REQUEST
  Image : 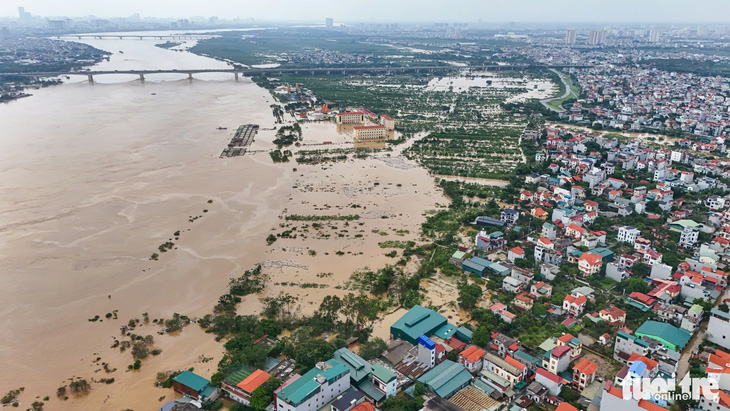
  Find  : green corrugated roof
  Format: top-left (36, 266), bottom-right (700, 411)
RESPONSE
top-left (358, 379), bottom-right (386, 402)
top-left (391, 305), bottom-right (447, 343)
top-left (451, 251), bottom-right (467, 260)
top-left (635, 320), bottom-right (691, 349)
top-left (689, 304), bottom-right (703, 315)
top-left (334, 348), bottom-right (372, 383)
top-left (372, 364), bottom-right (396, 384)
top-left (418, 360), bottom-right (473, 398)
top-left (513, 350), bottom-right (539, 365)
top-left (434, 323), bottom-right (459, 340)
top-left (173, 371), bottom-right (209, 392)
top-left (278, 359), bottom-right (349, 406)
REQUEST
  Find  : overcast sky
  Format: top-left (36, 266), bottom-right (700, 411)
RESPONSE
top-left (4, 0), bottom-right (730, 23)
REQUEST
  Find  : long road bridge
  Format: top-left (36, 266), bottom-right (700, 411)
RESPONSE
top-left (57, 34), bottom-right (216, 40)
top-left (0, 64), bottom-right (593, 83)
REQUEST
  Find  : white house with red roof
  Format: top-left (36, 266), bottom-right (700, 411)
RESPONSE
top-left (508, 246), bottom-right (525, 263)
top-left (458, 345), bottom-right (485, 374)
top-left (578, 252), bottom-right (603, 276)
top-left (599, 306), bottom-right (627, 326)
top-left (572, 358), bottom-right (598, 390)
top-left (565, 223), bottom-right (587, 240)
top-left (563, 294), bottom-right (587, 317)
top-left (534, 368), bottom-right (564, 397)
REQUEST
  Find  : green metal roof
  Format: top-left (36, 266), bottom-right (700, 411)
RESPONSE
top-left (391, 305), bottom-right (447, 343)
top-left (277, 359), bottom-right (349, 406)
top-left (513, 350), bottom-right (539, 365)
top-left (434, 323), bottom-right (459, 340)
top-left (451, 251), bottom-right (467, 260)
top-left (480, 369), bottom-right (509, 387)
top-left (173, 371), bottom-right (209, 393)
top-left (689, 304), bottom-right (703, 315)
top-left (372, 364), bottom-right (396, 384)
top-left (358, 379), bottom-right (386, 402)
top-left (635, 320), bottom-right (691, 349)
top-left (617, 331), bottom-right (649, 348)
top-left (334, 348), bottom-right (372, 383)
top-left (418, 360), bottom-right (473, 399)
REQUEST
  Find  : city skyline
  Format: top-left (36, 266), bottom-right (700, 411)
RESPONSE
top-left (3, 0), bottom-right (730, 23)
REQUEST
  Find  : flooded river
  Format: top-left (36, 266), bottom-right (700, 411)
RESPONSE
top-left (0, 30), bottom-right (288, 409)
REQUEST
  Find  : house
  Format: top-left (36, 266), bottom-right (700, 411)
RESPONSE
top-left (275, 360), bottom-right (350, 411)
top-left (514, 294), bottom-right (534, 312)
top-left (566, 223), bottom-right (587, 240)
top-left (563, 294), bottom-right (587, 317)
top-left (530, 282), bottom-right (552, 299)
top-left (416, 360), bottom-right (473, 399)
top-left (532, 207), bottom-right (549, 220)
top-left (627, 292), bottom-right (657, 312)
top-left (330, 390), bottom-right (367, 411)
top-left (458, 345), bottom-right (485, 374)
top-left (484, 352), bottom-right (524, 387)
top-left (618, 226), bottom-right (641, 244)
top-left (578, 252), bottom-right (603, 276)
top-left (503, 276), bottom-right (524, 293)
top-left (680, 304), bottom-right (703, 333)
top-left (534, 367), bottom-right (563, 397)
top-left (542, 345), bottom-right (572, 374)
top-left (172, 371), bottom-right (220, 403)
top-left (708, 309), bottom-right (730, 350)
top-left (507, 246), bottom-right (525, 263)
top-left (369, 364), bottom-right (397, 401)
top-left (601, 381), bottom-right (670, 411)
top-left (557, 333), bottom-right (583, 359)
top-left (224, 369), bottom-right (270, 405)
top-left (572, 358), bottom-right (598, 390)
top-left (614, 331), bottom-right (651, 363)
top-left (599, 306), bottom-right (627, 326)
top-left (501, 208), bottom-right (520, 225)
top-left (635, 320), bottom-right (692, 351)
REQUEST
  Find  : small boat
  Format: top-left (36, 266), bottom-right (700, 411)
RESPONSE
top-left (216, 127), bottom-right (228, 130)
top-left (151, 93), bottom-right (156, 95)
top-left (119, 50), bottom-right (124, 54)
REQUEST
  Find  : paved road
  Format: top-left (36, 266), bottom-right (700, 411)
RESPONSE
top-left (540, 68), bottom-right (576, 112)
top-left (678, 287), bottom-right (730, 378)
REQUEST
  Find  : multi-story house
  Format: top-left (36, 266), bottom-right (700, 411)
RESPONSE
top-left (572, 358), bottom-right (598, 390)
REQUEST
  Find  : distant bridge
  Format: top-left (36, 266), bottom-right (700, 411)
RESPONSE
top-left (0, 64), bottom-right (593, 83)
top-left (57, 34), bottom-right (216, 40)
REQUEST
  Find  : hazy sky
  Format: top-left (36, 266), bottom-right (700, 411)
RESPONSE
top-left (4, 0), bottom-right (730, 23)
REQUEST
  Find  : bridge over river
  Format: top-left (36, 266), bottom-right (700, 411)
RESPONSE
top-left (0, 64), bottom-right (593, 83)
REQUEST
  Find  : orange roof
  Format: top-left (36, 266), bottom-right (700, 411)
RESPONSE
top-left (556, 402), bottom-right (579, 411)
top-left (564, 294), bottom-right (587, 306)
top-left (460, 345), bottom-right (485, 363)
top-left (628, 352), bottom-right (658, 371)
top-left (579, 252), bottom-right (602, 265)
top-left (638, 399), bottom-right (669, 411)
top-left (237, 369), bottom-right (271, 393)
top-left (568, 223), bottom-right (586, 233)
top-left (558, 334), bottom-right (575, 343)
top-left (573, 358), bottom-right (598, 376)
top-left (504, 355), bottom-right (526, 371)
top-left (510, 246), bottom-right (525, 255)
top-left (351, 402), bottom-right (376, 411)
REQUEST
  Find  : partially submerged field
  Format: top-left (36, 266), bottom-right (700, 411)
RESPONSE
top-left (271, 70), bottom-right (550, 179)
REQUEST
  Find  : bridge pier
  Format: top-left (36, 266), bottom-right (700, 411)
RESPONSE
top-left (87, 74), bottom-right (94, 83)
top-left (234, 72), bottom-right (239, 81)
top-left (78, 36), bottom-right (82, 40)
top-left (188, 73), bottom-right (193, 80)
top-left (139, 74), bottom-right (145, 82)
top-left (119, 36), bottom-right (123, 40)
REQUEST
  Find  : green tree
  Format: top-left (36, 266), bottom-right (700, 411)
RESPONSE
top-left (360, 337), bottom-right (388, 360)
top-left (458, 283), bottom-right (483, 309)
top-left (249, 377), bottom-right (282, 410)
top-left (413, 382), bottom-right (425, 396)
top-left (293, 338), bottom-right (335, 369)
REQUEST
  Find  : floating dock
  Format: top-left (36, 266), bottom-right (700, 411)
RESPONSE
top-left (220, 124), bottom-right (259, 158)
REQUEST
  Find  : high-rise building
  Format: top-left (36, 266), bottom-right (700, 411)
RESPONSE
top-left (18, 7), bottom-right (31, 23)
top-left (649, 29), bottom-right (661, 43)
top-left (565, 29), bottom-right (577, 44)
top-left (325, 17), bottom-right (334, 28)
top-left (588, 29), bottom-right (606, 45)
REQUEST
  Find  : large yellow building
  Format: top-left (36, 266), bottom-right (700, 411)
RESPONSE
top-left (354, 125), bottom-right (386, 141)
top-left (380, 114), bottom-right (395, 130)
top-left (336, 112), bottom-right (364, 124)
